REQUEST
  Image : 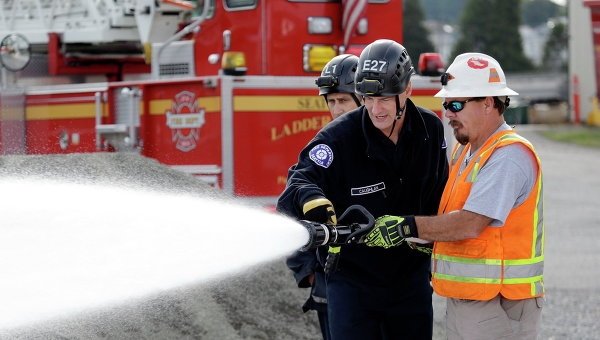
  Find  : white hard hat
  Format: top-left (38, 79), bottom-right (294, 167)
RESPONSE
top-left (434, 53), bottom-right (518, 98)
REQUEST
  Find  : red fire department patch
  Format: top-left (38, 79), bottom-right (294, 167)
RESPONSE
top-left (467, 57), bottom-right (489, 69)
top-left (165, 91), bottom-right (206, 152)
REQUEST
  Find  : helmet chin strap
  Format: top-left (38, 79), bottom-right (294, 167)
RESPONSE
top-left (351, 93), bottom-right (362, 107)
top-left (395, 95), bottom-right (406, 120)
top-left (387, 95), bottom-right (406, 139)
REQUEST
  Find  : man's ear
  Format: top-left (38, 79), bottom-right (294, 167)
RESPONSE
top-left (485, 97), bottom-right (494, 112)
top-left (405, 80), bottom-right (413, 96)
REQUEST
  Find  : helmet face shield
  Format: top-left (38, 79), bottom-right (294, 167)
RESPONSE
top-left (355, 39), bottom-right (414, 97)
top-left (316, 75), bottom-right (338, 88)
top-left (355, 78), bottom-right (384, 95)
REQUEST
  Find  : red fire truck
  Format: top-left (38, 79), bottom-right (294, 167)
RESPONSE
top-left (0, 0), bottom-right (443, 204)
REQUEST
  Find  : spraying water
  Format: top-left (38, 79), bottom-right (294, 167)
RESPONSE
top-left (0, 178), bottom-right (307, 329)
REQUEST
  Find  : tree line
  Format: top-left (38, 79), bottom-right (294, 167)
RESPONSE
top-left (403, 0), bottom-right (567, 72)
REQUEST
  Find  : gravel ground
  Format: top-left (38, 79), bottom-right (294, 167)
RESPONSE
top-left (0, 153), bottom-right (319, 340)
top-left (520, 125), bottom-right (600, 340)
top-left (1, 124), bottom-right (599, 339)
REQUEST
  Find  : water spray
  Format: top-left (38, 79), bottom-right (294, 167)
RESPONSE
top-left (299, 205), bottom-right (374, 250)
top-left (0, 178), bottom-right (307, 329)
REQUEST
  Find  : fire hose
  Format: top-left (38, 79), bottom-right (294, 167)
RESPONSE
top-left (300, 205), bottom-right (375, 251)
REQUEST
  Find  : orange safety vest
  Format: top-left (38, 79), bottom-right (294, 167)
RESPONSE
top-left (432, 130), bottom-right (544, 301)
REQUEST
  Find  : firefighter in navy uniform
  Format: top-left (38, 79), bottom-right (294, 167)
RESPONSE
top-left (285, 54), bottom-right (361, 340)
top-left (277, 39), bottom-right (449, 340)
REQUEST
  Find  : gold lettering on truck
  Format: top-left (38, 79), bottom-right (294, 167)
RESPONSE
top-left (297, 97), bottom-right (327, 110)
top-left (271, 116), bottom-right (331, 141)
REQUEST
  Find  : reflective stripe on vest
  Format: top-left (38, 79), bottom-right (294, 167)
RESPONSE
top-left (434, 254), bottom-right (544, 282)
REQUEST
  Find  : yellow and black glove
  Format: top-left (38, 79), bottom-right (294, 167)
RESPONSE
top-left (302, 197), bottom-right (339, 274)
top-left (302, 197), bottom-right (337, 225)
top-left (364, 215), bottom-right (418, 249)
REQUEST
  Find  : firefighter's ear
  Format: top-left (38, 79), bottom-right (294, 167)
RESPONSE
top-left (404, 80), bottom-right (412, 96)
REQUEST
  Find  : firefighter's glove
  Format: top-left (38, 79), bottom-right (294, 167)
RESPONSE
top-left (324, 245), bottom-right (341, 274)
top-left (303, 198), bottom-right (340, 272)
top-left (365, 215), bottom-right (418, 249)
top-left (302, 197), bottom-right (337, 225)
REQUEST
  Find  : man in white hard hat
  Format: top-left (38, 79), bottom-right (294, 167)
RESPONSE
top-left (364, 53), bottom-right (545, 340)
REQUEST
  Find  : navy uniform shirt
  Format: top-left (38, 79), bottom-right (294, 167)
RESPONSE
top-left (278, 98), bottom-right (448, 288)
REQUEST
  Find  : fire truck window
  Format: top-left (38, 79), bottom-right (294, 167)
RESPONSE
top-left (287, 0), bottom-right (388, 3)
top-left (287, 0), bottom-right (339, 3)
top-left (225, 0), bottom-right (257, 9)
top-left (192, 0), bottom-right (215, 18)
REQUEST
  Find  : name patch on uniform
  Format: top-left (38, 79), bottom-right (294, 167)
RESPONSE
top-left (351, 182), bottom-right (386, 196)
top-left (309, 144), bottom-right (334, 168)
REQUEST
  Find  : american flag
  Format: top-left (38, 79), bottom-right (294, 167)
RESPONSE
top-left (342, 0), bottom-right (367, 48)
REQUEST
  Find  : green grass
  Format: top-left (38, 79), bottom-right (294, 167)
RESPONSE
top-left (540, 126), bottom-right (600, 148)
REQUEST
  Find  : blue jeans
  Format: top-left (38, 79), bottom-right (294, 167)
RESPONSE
top-left (317, 309), bottom-right (332, 340)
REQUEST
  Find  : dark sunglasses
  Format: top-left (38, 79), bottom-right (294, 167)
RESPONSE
top-left (442, 98), bottom-right (479, 113)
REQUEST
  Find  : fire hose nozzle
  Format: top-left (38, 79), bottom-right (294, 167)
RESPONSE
top-left (300, 205), bottom-right (374, 251)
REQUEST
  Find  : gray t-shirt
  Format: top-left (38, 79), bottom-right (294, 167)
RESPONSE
top-left (462, 124), bottom-right (538, 226)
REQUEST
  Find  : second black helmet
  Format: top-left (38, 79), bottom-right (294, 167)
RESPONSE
top-left (316, 54), bottom-right (359, 96)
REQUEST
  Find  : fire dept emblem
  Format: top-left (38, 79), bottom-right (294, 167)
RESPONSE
top-left (165, 91), bottom-right (205, 152)
top-left (309, 144), bottom-right (334, 168)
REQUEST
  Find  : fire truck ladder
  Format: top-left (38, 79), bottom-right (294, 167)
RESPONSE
top-left (0, 0), bottom-right (195, 49)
